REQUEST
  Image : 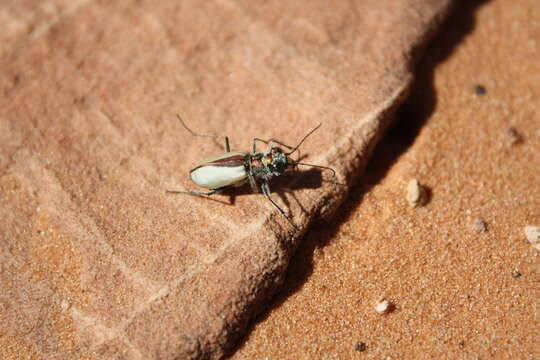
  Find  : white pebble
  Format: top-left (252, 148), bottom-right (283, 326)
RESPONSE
top-left (524, 226), bottom-right (539, 244)
top-left (374, 299), bottom-right (394, 314)
top-left (524, 226), bottom-right (540, 251)
top-left (471, 218), bottom-right (487, 233)
top-left (406, 179), bottom-right (426, 207)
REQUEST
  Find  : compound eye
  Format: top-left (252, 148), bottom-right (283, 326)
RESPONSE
top-left (271, 147), bottom-right (282, 154)
top-left (263, 155), bottom-right (273, 164)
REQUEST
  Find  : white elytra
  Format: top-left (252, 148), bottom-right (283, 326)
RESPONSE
top-left (189, 152), bottom-right (249, 189)
top-left (190, 164), bottom-right (247, 189)
top-left (190, 153), bottom-right (248, 190)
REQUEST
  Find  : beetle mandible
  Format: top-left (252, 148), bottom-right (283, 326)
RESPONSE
top-left (166, 114), bottom-right (335, 230)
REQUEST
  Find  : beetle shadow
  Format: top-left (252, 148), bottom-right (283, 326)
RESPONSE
top-left (222, 168), bottom-right (326, 209)
top-left (231, 0), bottom-right (491, 355)
top-left (273, 168), bottom-right (338, 216)
top-left (166, 190), bottom-right (232, 205)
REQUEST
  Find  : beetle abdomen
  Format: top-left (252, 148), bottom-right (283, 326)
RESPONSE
top-left (190, 152), bottom-right (248, 189)
top-left (190, 165), bottom-right (247, 189)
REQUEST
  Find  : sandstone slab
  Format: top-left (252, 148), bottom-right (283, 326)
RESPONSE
top-left (0, 0), bottom-right (452, 358)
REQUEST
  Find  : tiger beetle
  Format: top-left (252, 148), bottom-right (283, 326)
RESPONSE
top-left (166, 114), bottom-right (335, 230)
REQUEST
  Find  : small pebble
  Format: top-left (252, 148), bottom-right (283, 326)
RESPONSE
top-left (524, 226), bottom-right (540, 251)
top-left (374, 298), bottom-right (394, 314)
top-left (524, 226), bottom-right (540, 244)
top-left (458, 340), bottom-right (465, 346)
top-left (406, 179), bottom-right (426, 207)
top-left (355, 341), bottom-right (367, 352)
top-left (505, 127), bottom-right (523, 146)
top-left (474, 85), bottom-right (487, 95)
top-left (471, 218), bottom-right (487, 233)
top-left (511, 270), bottom-right (522, 279)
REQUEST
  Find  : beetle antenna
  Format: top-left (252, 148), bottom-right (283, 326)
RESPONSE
top-left (176, 114), bottom-right (217, 139)
top-left (292, 162), bottom-right (336, 177)
top-left (176, 114), bottom-right (231, 152)
top-left (285, 123), bottom-right (322, 156)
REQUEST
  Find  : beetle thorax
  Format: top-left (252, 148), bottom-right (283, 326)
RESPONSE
top-left (249, 147), bottom-right (290, 181)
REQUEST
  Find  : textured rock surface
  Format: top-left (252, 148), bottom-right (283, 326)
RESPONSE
top-left (233, 1), bottom-right (540, 358)
top-left (0, 0), bottom-right (452, 358)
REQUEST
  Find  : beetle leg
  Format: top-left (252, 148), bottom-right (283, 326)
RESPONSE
top-left (176, 114), bottom-right (230, 152)
top-left (248, 173), bottom-right (259, 193)
top-left (252, 138), bottom-right (294, 153)
top-left (261, 182), bottom-right (298, 231)
top-left (165, 188), bottom-right (224, 196)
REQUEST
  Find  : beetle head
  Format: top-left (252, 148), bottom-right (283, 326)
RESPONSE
top-left (265, 147), bottom-right (291, 174)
